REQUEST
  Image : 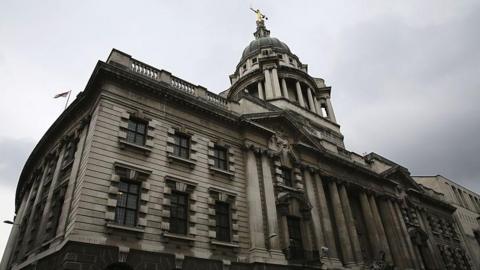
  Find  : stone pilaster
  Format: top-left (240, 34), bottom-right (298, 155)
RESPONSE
top-left (326, 98), bottom-right (337, 122)
top-left (388, 200), bottom-right (414, 269)
top-left (313, 174), bottom-right (340, 266)
top-left (377, 197), bottom-right (405, 269)
top-left (368, 195), bottom-right (392, 263)
top-left (244, 148), bottom-right (267, 260)
top-left (260, 154), bottom-right (284, 262)
top-left (328, 181), bottom-right (355, 266)
top-left (303, 170), bottom-right (324, 259)
top-left (257, 81), bottom-right (264, 100)
top-left (264, 69), bottom-right (273, 100)
top-left (359, 191), bottom-right (381, 258)
top-left (339, 184), bottom-right (363, 266)
top-left (295, 81), bottom-right (306, 107)
top-left (56, 125), bottom-right (88, 239)
top-left (306, 88), bottom-right (316, 113)
top-left (271, 68), bottom-right (282, 98)
top-left (393, 201), bottom-right (421, 269)
top-left (281, 78), bottom-right (289, 99)
top-left (315, 97), bottom-right (322, 116)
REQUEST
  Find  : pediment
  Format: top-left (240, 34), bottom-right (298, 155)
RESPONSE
top-left (242, 112), bottom-right (324, 153)
top-left (381, 165), bottom-right (422, 192)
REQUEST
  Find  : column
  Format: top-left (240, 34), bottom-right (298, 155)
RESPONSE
top-left (377, 198), bottom-right (406, 268)
top-left (326, 98), bottom-right (337, 122)
top-left (303, 170), bottom-right (325, 258)
top-left (306, 88), bottom-right (317, 113)
top-left (328, 181), bottom-right (354, 265)
top-left (313, 174), bottom-right (339, 262)
top-left (56, 126), bottom-right (88, 238)
top-left (315, 98), bottom-right (322, 117)
top-left (18, 160), bottom-right (51, 258)
top-left (295, 81), bottom-right (306, 107)
top-left (264, 69), bottom-right (274, 100)
top-left (257, 81), bottom-right (264, 100)
top-left (0, 186), bottom-right (34, 269)
top-left (271, 68), bottom-right (282, 98)
top-left (388, 200), bottom-right (413, 268)
top-left (260, 154), bottom-right (281, 251)
top-left (245, 149), bottom-right (266, 251)
top-left (368, 195), bottom-right (392, 263)
top-left (359, 192), bottom-right (381, 257)
top-left (37, 145), bottom-right (66, 245)
top-left (338, 184), bottom-right (363, 266)
top-left (393, 202), bottom-right (422, 269)
top-left (281, 78), bottom-right (289, 99)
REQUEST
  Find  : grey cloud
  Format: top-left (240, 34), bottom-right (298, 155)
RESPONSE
top-left (0, 138), bottom-right (35, 190)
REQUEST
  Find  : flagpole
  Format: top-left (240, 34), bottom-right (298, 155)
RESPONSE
top-left (64, 91), bottom-right (71, 110)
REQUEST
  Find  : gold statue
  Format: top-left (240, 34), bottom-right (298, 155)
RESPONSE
top-left (250, 7), bottom-right (268, 23)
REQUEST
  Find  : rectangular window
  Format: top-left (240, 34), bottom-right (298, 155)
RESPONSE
top-left (252, 57), bottom-right (257, 63)
top-left (126, 119), bottom-right (147, 146)
top-left (281, 167), bottom-right (293, 187)
top-left (115, 180), bottom-right (140, 226)
top-left (287, 216), bottom-right (304, 259)
top-left (170, 191), bottom-right (188, 235)
top-left (173, 133), bottom-right (190, 159)
top-left (213, 145), bottom-right (228, 170)
top-left (215, 201), bottom-right (231, 242)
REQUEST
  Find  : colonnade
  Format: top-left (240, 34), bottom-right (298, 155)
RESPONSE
top-left (244, 145), bottom-right (430, 268)
top-left (256, 67), bottom-right (336, 122)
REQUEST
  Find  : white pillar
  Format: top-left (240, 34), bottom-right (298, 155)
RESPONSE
top-left (304, 170), bottom-right (324, 259)
top-left (257, 81), bottom-right (264, 100)
top-left (295, 81), bottom-right (306, 107)
top-left (307, 88), bottom-right (316, 113)
top-left (315, 97), bottom-right (322, 116)
top-left (271, 68), bottom-right (282, 98)
top-left (260, 155), bottom-right (281, 250)
top-left (264, 69), bottom-right (274, 100)
top-left (245, 149), bottom-right (266, 250)
top-left (281, 78), bottom-right (289, 99)
top-left (326, 98), bottom-right (337, 122)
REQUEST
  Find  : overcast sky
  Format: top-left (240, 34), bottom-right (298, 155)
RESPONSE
top-left (1, 0), bottom-right (479, 256)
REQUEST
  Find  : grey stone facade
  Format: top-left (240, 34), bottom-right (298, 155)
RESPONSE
top-left (414, 175), bottom-right (480, 269)
top-left (0, 21), bottom-right (474, 270)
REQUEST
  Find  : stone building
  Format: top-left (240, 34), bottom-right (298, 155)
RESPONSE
top-left (414, 175), bottom-right (480, 269)
top-left (0, 19), bottom-right (473, 270)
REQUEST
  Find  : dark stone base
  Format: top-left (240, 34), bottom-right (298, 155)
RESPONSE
top-left (19, 241), bottom-right (322, 270)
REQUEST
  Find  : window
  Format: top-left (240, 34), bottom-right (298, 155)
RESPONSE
top-left (170, 191), bottom-right (188, 235)
top-left (252, 57), bottom-right (257, 64)
top-left (173, 133), bottom-right (190, 159)
top-left (126, 118), bottom-right (147, 146)
top-left (281, 167), bottom-right (293, 187)
top-left (213, 145), bottom-right (228, 170)
top-left (215, 201), bottom-right (231, 242)
top-left (287, 216), bottom-right (304, 259)
top-left (115, 180), bottom-right (140, 226)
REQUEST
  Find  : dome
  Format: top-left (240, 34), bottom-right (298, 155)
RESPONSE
top-left (240, 36), bottom-right (291, 63)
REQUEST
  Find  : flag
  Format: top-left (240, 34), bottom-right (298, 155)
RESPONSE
top-left (54, 91), bottom-right (70, 98)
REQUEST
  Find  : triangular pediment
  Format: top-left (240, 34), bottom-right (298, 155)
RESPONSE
top-left (381, 165), bottom-right (422, 192)
top-left (242, 111), bottom-right (324, 152)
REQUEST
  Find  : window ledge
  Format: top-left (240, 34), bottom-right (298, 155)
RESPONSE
top-left (167, 154), bottom-right (196, 168)
top-left (163, 232), bottom-right (195, 241)
top-left (210, 240), bottom-right (240, 248)
top-left (209, 166), bottom-right (235, 178)
top-left (119, 140), bottom-right (152, 155)
top-left (277, 183), bottom-right (299, 192)
top-left (61, 160), bottom-right (74, 171)
top-left (106, 223), bottom-right (145, 233)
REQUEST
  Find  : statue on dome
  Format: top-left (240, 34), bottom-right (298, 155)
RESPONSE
top-left (250, 7), bottom-right (268, 24)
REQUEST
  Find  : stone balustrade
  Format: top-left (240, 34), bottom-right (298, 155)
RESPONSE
top-left (107, 49), bottom-right (228, 109)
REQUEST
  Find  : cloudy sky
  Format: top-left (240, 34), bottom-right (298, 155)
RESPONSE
top-left (0, 0), bottom-right (479, 255)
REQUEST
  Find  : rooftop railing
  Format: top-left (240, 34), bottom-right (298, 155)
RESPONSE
top-left (107, 49), bottom-right (228, 109)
